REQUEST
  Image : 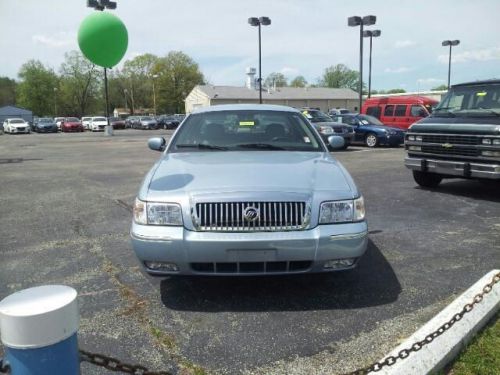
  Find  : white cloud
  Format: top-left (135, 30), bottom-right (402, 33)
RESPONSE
top-left (417, 78), bottom-right (445, 85)
top-left (280, 66), bottom-right (299, 76)
top-left (32, 32), bottom-right (75, 48)
top-left (438, 47), bottom-right (500, 63)
top-left (394, 40), bottom-right (417, 48)
top-left (384, 67), bottom-right (412, 73)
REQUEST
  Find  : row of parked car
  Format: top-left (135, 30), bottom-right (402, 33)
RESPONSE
top-left (124, 114), bottom-right (185, 130)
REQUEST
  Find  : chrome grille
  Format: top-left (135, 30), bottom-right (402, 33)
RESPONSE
top-left (422, 134), bottom-right (479, 145)
top-left (421, 145), bottom-right (479, 157)
top-left (194, 202), bottom-right (308, 232)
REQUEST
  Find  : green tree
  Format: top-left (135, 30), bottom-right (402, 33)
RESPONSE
top-left (58, 51), bottom-right (101, 117)
top-left (290, 75), bottom-right (307, 88)
top-left (16, 60), bottom-right (59, 116)
top-left (121, 53), bottom-right (160, 112)
top-left (431, 84), bottom-right (448, 91)
top-left (264, 72), bottom-right (288, 88)
top-left (386, 88), bottom-right (406, 94)
top-left (318, 64), bottom-right (364, 92)
top-left (0, 77), bottom-right (17, 107)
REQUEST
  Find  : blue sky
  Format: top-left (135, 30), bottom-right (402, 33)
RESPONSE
top-left (1, 0), bottom-right (499, 91)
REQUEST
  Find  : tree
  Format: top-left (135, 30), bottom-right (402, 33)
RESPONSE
top-left (290, 76), bottom-right (307, 88)
top-left (264, 72), bottom-right (288, 88)
top-left (386, 88), bottom-right (406, 94)
top-left (59, 51), bottom-right (101, 117)
top-left (121, 53), bottom-right (160, 112)
top-left (318, 64), bottom-right (364, 92)
top-left (431, 84), bottom-right (448, 91)
top-left (0, 77), bottom-right (17, 107)
top-left (16, 60), bottom-right (59, 116)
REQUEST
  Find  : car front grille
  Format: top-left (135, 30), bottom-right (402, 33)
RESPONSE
top-left (194, 201), bottom-right (308, 232)
top-left (422, 134), bottom-right (479, 145)
top-left (421, 145), bottom-right (480, 157)
top-left (190, 261), bottom-right (312, 274)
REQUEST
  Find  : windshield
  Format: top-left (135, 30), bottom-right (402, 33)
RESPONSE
top-left (358, 114), bottom-right (384, 126)
top-left (141, 116), bottom-right (154, 121)
top-left (301, 109), bottom-right (333, 123)
top-left (66, 117), bottom-right (79, 122)
top-left (10, 119), bottom-right (25, 124)
top-left (39, 118), bottom-right (54, 123)
top-left (170, 110), bottom-right (324, 152)
top-left (93, 117), bottom-right (106, 121)
top-left (434, 84), bottom-right (500, 116)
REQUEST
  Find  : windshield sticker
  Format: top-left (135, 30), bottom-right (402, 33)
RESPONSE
top-left (361, 120), bottom-right (369, 125)
top-left (302, 111), bottom-right (313, 119)
top-left (303, 136), bottom-right (311, 143)
top-left (239, 121), bottom-right (255, 126)
top-left (476, 92), bottom-right (487, 96)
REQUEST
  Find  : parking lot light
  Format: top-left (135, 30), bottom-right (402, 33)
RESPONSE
top-left (248, 16), bottom-right (272, 104)
top-left (442, 39), bottom-right (460, 89)
top-left (363, 30), bottom-right (381, 98)
top-left (348, 15), bottom-right (377, 112)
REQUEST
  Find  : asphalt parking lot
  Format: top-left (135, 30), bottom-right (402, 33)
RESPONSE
top-left (0, 130), bottom-right (499, 374)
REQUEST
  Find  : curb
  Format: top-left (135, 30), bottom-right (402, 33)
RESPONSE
top-left (379, 269), bottom-right (500, 374)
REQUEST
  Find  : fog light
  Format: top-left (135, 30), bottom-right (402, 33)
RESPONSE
top-left (482, 150), bottom-right (500, 157)
top-left (323, 258), bottom-right (356, 269)
top-left (144, 261), bottom-right (179, 272)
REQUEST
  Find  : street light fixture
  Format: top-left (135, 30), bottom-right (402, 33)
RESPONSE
top-left (248, 16), bottom-right (271, 104)
top-left (442, 39), bottom-right (460, 89)
top-left (363, 29), bottom-right (381, 98)
top-left (348, 15), bottom-right (376, 112)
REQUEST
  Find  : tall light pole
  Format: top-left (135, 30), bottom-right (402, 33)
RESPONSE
top-left (442, 39), bottom-right (460, 89)
top-left (152, 74), bottom-right (159, 115)
top-left (348, 15), bottom-right (376, 112)
top-left (248, 16), bottom-right (271, 104)
top-left (53, 87), bottom-right (58, 116)
top-left (363, 29), bottom-right (381, 99)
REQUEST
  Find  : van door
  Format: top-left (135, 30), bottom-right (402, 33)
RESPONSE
top-left (380, 104), bottom-right (395, 126)
top-left (408, 105), bottom-right (429, 127)
top-left (393, 105), bottom-right (408, 129)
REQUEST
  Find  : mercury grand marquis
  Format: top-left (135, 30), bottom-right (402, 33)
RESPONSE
top-left (131, 104), bottom-right (368, 276)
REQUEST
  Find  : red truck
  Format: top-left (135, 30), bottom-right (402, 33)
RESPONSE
top-left (361, 96), bottom-right (439, 130)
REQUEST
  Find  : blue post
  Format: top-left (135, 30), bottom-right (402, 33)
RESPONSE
top-left (0, 285), bottom-right (80, 375)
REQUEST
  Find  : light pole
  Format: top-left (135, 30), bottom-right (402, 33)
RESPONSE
top-left (248, 16), bottom-right (271, 104)
top-left (152, 74), bottom-right (159, 116)
top-left (348, 15), bottom-right (376, 111)
top-left (442, 39), bottom-right (460, 89)
top-left (363, 29), bottom-right (381, 98)
top-left (53, 87), bottom-right (58, 116)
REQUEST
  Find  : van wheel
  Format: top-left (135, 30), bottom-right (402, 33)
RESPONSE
top-left (365, 133), bottom-right (378, 147)
top-left (413, 171), bottom-right (442, 188)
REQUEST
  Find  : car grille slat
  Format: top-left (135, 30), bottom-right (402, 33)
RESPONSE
top-left (191, 261), bottom-right (312, 274)
top-left (195, 201), bottom-right (307, 232)
top-left (422, 134), bottom-right (480, 145)
top-left (421, 145), bottom-right (480, 157)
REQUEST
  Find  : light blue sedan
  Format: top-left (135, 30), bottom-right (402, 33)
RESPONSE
top-left (131, 104), bottom-right (368, 276)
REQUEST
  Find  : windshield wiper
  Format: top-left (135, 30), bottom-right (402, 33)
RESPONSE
top-left (432, 107), bottom-right (456, 117)
top-left (235, 143), bottom-right (286, 150)
top-left (176, 143), bottom-right (228, 150)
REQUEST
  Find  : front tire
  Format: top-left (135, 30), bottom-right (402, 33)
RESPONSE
top-left (365, 133), bottom-right (378, 148)
top-left (413, 170), bottom-right (442, 188)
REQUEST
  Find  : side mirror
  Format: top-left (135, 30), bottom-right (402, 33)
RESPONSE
top-left (327, 135), bottom-right (345, 150)
top-left (148, 137), bottom-right (166, 152)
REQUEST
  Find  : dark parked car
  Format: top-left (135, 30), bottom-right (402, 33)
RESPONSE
top-left (34, 118), bottom-right (58, 133)
top-left (158, 115), bottom-right (181, 129)
top-left (109, 117), bottom-right (126, 130)
top-left (300, 108), bottom-right (354, 149)
top-left (330, 113), bottom-right (405, 147)
top-left (137, 116), bottom-right (158, 130)
top-left (61, 117), bottom-right (84, 132)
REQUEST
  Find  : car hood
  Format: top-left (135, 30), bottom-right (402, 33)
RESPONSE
top-left (143, 151), bottom-right (357, 202)
top-left (64, 122), bottom-right (81, 126)
top-left (10, 123), bottom-right (28, 127)
top-left (365, 124), bottom-right (403, 132)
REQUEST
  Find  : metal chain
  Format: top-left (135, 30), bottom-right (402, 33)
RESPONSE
top-left (0, 358), bottom-right (10, 374)
top-left (80, 350), bottom-right (172, 375)
top-left (344, 271), bottom-right (500, 375)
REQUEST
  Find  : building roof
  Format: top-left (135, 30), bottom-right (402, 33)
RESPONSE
top-left (0, 105), bottom-right (33, 115)
top-left (191, 103), bottom-right (299, 114)
top-left (195, 85), bottom-right (359, 100)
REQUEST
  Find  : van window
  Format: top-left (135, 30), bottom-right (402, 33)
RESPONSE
top-left (410, 105), bottom-right (427, 117)
top-left (366, 106), bottom-right (381, 119)
top-left (384, 105), bottom-right (395, 116)
top-left (394, 105), bottom-right (407, 116)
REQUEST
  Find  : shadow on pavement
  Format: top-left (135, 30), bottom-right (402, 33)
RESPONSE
top-left (416, 179), bottom-right (500, 203)
top-left (159, 239), bottom-right (401, 312)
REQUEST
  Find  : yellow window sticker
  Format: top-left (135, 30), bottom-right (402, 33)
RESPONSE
top-left (302, 111), bottom-right (312, 119)
top-left (476, 92), bottom-right (487, 96)
top-left (239, 121), bottom-right (255, 126)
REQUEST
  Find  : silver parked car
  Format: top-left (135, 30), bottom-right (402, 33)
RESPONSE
top-left (131, 104), bottom-right (368, 276)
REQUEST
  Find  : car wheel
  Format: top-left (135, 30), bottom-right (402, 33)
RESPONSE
top-left (412, 171), bottom-right (442, 188)
top-left (365, 133), bottom-right (378, 148)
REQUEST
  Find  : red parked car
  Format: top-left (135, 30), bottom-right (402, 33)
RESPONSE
top-left (61, 117), bottom-right (84, 132)
top-left (361, 96), bottom-right (439, 130)
top-left (109, 117), bottom-right (126, 130)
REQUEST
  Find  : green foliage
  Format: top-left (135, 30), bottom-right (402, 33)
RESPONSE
top-left (431, 84), bottom-right (448, 91)
top-left (290, 75), bottom-right (307, 88)
top-left (16, 60), bottom-right (59, 116)
top-left (318, 64), bottom-right (364, 92)
top-left (0, 77), bottom-right (17, 106)
top-left (264, 72), bottom-right (288, 88)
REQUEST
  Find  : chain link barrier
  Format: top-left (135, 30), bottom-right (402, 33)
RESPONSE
top-left (79, 272), bottom-right (499, 375)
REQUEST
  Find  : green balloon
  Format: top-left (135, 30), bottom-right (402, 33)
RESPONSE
top-left (78, 12), bottom-right (128, 68)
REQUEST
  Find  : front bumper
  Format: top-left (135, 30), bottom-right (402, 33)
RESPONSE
top-left (405, 156), bottom-right (500, 179)
top-left (130, 221), bottom-right (368, 276)
top-left (379, 134), bottom-right (404, 146)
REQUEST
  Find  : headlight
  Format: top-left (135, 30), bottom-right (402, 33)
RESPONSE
top-left (319, 197), bottom-right (365, 224)
top-left (408, 135), bottom-right (415, 141)
top-left (319, 126), bottom-right (333, 134)
top-left (415, 135), bottom-right (423, 141)
top-left (494, 139), bottom-right (500, 145)
top-left (482, 139), bottom-right (492, 145)
top-left (482, 150), bottom-right (500, 157)
top-left (133, 199), bottom-right (183, 226)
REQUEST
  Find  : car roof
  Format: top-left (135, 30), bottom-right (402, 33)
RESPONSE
top-left (452, 79), bottom-right (500, 87)
top-left (191, 104), bottom-right (299, 114)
